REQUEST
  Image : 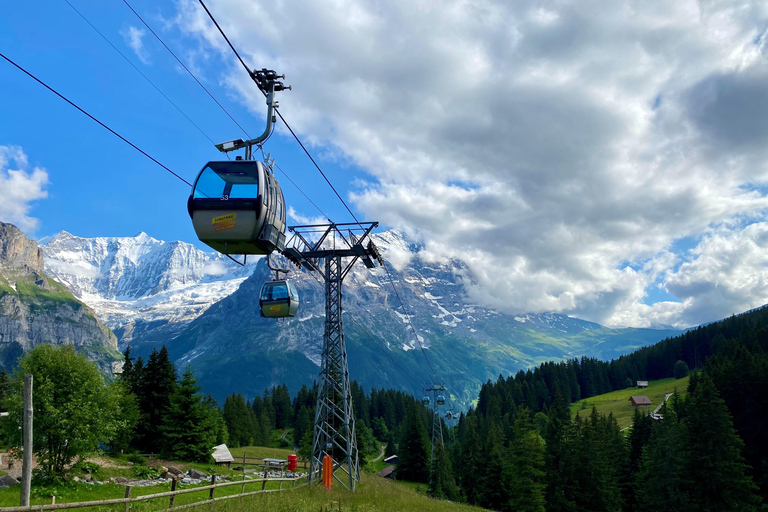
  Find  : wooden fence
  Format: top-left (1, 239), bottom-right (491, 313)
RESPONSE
top-left (232, 455), bottom-right (309, 470)
top-left (0, 475), bottom-right (303, 512)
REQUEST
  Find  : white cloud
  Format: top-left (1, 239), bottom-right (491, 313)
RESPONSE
top-left (172, 0), bottom-right (768, 328)
top-left (120, 25), bottom-right (151, 65)
top-left (0, 145), bottom-right (50, 233)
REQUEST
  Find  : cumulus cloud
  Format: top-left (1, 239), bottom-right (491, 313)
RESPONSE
top-left (173, 0), bottom-right (768, 328)
top-left (0, 145), bottom-right (50, 233)
top-left (120, 25), bottom-right (151, 65)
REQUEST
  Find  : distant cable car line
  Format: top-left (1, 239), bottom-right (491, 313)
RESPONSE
top-left (0, 52), bottom-right (192, 187)
top-left (194, 0), bottom-right (440, 381)
top-left (61, 0), bottom-right (223, 151)
top-left (121, 0), bottom-right (252, 139)
top-left (193, 2), bottom-right (436, 374)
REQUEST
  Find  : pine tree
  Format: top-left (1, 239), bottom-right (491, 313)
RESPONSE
top-left (508, 409), bottom-right (546, 512)
top-left (680, 373), bottom-right (760, 512)
top-left (160, 368), bottom-right (213, 463)
top-left (544, 392), bottom-right (576, 512)
top-left (385, 429), bottom-right (398, 458)
top-left (136, 346), bottom-right (177, 453)
top-left (428, 439), bottom-right (459, 500)
top-left (635, 404), bottom-right (688, 512)
top-left (396, 402), bottom-right (430, 483)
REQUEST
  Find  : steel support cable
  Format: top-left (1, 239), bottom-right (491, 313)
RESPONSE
top-left (381, 261), bottom-right (436, 377)
top-left (301, 268), bottom-right (425, 388)
top-left (196, 0), bottom-right (362, 226)
top-left (257, 146), bottom-right (332, 222)
top-left (121, 0), bottom-right (252, 139)
top-left (0, 52), bottom-right (192, 187)
top-left (63, 0), bottom-right (220, 149)
top-left (344, 310), bottom-right (426, 388)
top-left (195, 0), bottom-right (435, 385)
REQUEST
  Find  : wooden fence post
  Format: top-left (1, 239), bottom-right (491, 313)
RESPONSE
top-left (51, 496), bottom-right (55, 505)
top-left (241, 471), bottom-right (246, 494)
top-left (124, 486), bottom-right (132, 512)
top-left (209, 475), bottom-right (216, 500)
top-left (20, 374), bottom-right (32, 507)
top-left (169, 478), bottom-right (177, 508)
top-left (261, 479), bottom-right (267, 493)
top-left (243, 452), bottom-right (246, 465)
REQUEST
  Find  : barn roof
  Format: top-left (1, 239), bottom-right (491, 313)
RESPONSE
top-left (377, 465), bottom-right (396, 478)
top-left (629, 396), bottom-right (652, 405)
top-left (212, 444), bottom-right (234, 463)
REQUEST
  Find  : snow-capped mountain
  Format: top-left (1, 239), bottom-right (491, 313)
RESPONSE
top-left (162, 229), bottom-right (680, 406)
top-left (40, 231), bottom-right (256, 345)
top-left (38, 229), bottom-right (680, 406)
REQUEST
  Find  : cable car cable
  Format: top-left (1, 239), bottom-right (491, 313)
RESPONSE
top-left (62, 0), bottom-right (223, 152)
top-left (196, 0), bottom-right (363, 226)
top-left (256, 146), bottom-right (332, 222)
top-left (344, 310), bottom-right (426, 388)
top-left (381, 260), bottom-right (437, 377)
top-left (121, 0), bottom-right (252, 140)
top-left (300, 265), bottom-right (428, 387)
top-left (193, 3), bottom-right (442, 382)
top-left (0, 51), bottom-right (192, 187)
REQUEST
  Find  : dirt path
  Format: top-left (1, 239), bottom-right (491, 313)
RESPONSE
top-left (370, 445), bottom-right (386, 463)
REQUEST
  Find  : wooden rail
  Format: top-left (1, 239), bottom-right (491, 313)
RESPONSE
top-left (0, 476), bottom-right (303, 512)
top-left (234, 455), bottom-right (309, 470)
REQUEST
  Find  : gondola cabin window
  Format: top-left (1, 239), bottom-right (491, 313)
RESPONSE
top-left (193, 165), bottom-right (259, 200)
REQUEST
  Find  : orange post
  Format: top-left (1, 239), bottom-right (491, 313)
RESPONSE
top-left (322, 455), bottom-right (333, 490)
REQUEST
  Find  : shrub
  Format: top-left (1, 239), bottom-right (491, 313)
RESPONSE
top-left (71, 461), bottom-right (101, 474)
top-left (126, 453), bottom-right (147, 466)
top-left (133, 465), bottom-right (159, 479)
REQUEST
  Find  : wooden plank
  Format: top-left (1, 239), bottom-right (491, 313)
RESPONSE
top-left (0, 478), bottom-right (302, 512)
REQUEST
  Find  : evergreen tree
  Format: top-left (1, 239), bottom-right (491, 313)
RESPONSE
top-left (635, 404), bottom-right (688, 512)
top-left (508, 409), bottom-right (546, 512)
top-left (396, 402), bottom-right (430, 483)
top-left (428, 439), bottom-right (459, 500)
top-left (680, 373), bottom-right (760, 512)
top-left (293, 406), bottom-right (312, 450)
top-left (673, 360), bottom-right (689, 379)
top-left (271, 385), bottom-right (294, 429)
top-left (544, 393), bottom-right (576, 512)
top-left (136, 346), bottom-right (177, 453)
top-left (385, 429), bottom-right (398, 458)
top-left (160, 368), bottom-right (213, 463)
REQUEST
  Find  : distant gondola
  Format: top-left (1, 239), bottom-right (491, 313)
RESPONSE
top-left (422, 396), bottom-right (430, 406)
top-left (260, 279), bottom-right (299, 318)
top-left (188, 159), bottom-right (286, 255)
top-left (437, 395), bottom-right (445, 406)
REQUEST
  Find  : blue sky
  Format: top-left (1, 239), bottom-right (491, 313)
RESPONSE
top-left (3, 0), bottom-right (768, 330)
top-left (0, 0), bottom-right (361, 244)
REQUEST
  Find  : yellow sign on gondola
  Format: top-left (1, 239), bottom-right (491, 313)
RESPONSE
top-left (212, 213), bottom-right (236, 232)
top-left (212, 213), bottom-right (236, 224)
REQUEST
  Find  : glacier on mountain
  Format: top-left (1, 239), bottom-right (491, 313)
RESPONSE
top-left (40, 231), bottom-right (256, 345)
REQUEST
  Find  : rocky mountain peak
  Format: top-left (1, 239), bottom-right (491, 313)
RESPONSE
top-left (0, 221), bottom-right (44, 275)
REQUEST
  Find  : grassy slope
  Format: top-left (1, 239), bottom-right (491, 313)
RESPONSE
top-left (569, 376), bottom-right (690, 428)
top-left (208, 472), bottom-right (484, 512)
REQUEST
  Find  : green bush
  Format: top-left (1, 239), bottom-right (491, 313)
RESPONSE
top-left (126, 453), bottom-right (147, 466)
top-left (71, 461), bottom-right (101, 474)
top-left (133, 465), bottom-right (159, 479)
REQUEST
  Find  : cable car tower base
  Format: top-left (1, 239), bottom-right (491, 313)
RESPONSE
top-left (284, 222), bottom-right (384, 491)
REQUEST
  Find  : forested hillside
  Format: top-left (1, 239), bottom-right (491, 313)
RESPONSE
top-left (425, 306), bottom-right (768, 511)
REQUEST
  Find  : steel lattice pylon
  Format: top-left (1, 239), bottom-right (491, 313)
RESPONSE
top-left (426, 385), bottom-right (446, 464)
top-left (282, 222), bottom-right (383, 491)
top-left (310, 255), bottom-right (359, 489)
